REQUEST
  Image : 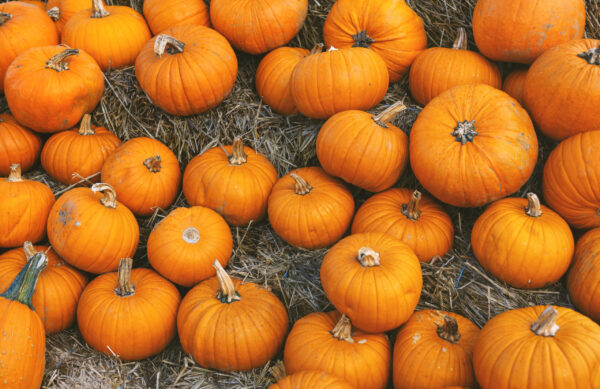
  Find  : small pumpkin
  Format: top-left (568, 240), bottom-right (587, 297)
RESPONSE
top-left (77, 258), bottom-right (181, 360)
top-left (269, 370), bottom-right (354, 389)
top-left (0, 113), bottom-right (42, 176)
top-left (567, 228), bottom-right (600, 323)
top-left (501, 68), bottom-right (528, 106)
top-left (183, 138), bottom-right (278, 226)
top-left (177, 260), bottom-right (289, 371)
top-left (46, 0), bottom-right (103, 34)
top-left (143, 0), bottom-right (209, 35)
top-left (267, 167), bottom-right (354, 250)
top-left (320, 232), bottom-right (422, 333)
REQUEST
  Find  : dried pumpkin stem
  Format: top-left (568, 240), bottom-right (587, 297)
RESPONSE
top-left (45, 48), bottom-right (79, 72)
top-left (78, 114), bottom-right (95, 135)
top-left (182, 227), bottom-right (200, 244)
top-left (214, 259), bottom-right (241, 303)
top-left (331, 313), bottom-right (354, 343)
top-left (290, 173), bottom-right (312, 195)
top-left (23, 242), bottom-right (37, 259)
top-left (270, 361), bottom-right (287, 382)
top-left (525, 193), bottom-right (543, 217)
top-left (47, 6), bottom-right (59, 21)
top-left (0, 12), bottom-right (11, 25)
top-left (452, 27), bottom-right (468, 50)
top-left (452, 120), bottom-right (478, 145)
top-left (352, 30), bottom-right (375, 48)
top-left (402, 190), bottom-right (423, 220)
top-left (531, 306), bottom-right (560, 337)
top-left (91, 0), bottom-right (109, 18)
top-left (154, 34), bottom-right (186, 58)
top-left (437, 315), bottom-right (461, 344)
top-left (91, 183), bottom-right (118, 209)
top-left (229, 137), bottom-right (248, 165)
top-left (357, 247), bottom-right (381, 267)
top-left (577, 45), bottom-right (600, 65)
top-left (7, 164), bottom-right (23, 182)
top-left (114, 258), bottom-right (135, 297)
top-left (372, 101), bottom-right (407, 128)
top-left (0, 251), bottom-right (48, 309)
top-left (310, 43), bottom-right (324, 55)
top-left (143, 155), bottom-right (162, 172)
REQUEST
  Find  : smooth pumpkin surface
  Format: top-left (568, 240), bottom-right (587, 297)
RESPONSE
top-left (502, 68), bottom-right (528, 106)
top-left (568, 228), bottom-right (600, 323)
top-left (0, 113), bottom-right (42, 176)
top-left (268, 370), bottom-right (355, 389)
top-left (143, 0), bottom-right (209, 35)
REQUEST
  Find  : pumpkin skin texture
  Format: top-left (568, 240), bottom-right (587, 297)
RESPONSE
top-left (320, 232), bottom-right (422, 333)
top-left (472, 0), bottom-right (586, 64)
top-left (47, 183), bottom-right (139, 274)
top-left (290, 46), bottom-right (389, 119)
top-left (46, 0), bottom-right (104, 34)
top-left (567, 228), bottom-right (600, 323)
top-left (352, 189), bottom-right (454, 263)
top-left (0, 113), bottom-right (42, 176)
top-left (316, 102), bottom-right (409, 193)
top-left (210, 0), bottom-right (308, 55)
top-left (101, 137), bottom-right (181, 217)
top-left (147, 206), bottom-right (233, 287)
top-left (409, 84), bottom-right (538, 208)
top-left (268, 370), bottom-right (355, 389)
top-left (393, 310), bottom-right (480, 389)
top-left (473, 306), bottom-right (600, 389)
top-left (183, 138), bottom-right (278, 226)
top-left (284, 311), bottom-right (391, 389)
top-left (267, 167), bottom-right (355, 250)
top-left (502, 68), bottom-right (528, 106)
top-left (4, 45), bottom-right (104, 133)
top-left (143, 0), bottom-right (209, 35)
top-left (22, 1), bottom-right (45, 9)
top-left (323, 0), bottom-right (426, 82)
top-left (177, 261), bottom-right (289, 372)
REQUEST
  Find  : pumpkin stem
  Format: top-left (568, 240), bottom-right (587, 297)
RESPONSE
top-left (214, 259), bottom-right (241, 304)
top-left (143, 155), bottom-right (162, 172)
top-left (436, 315), bottom-right (461, 344)
top-left (0, 12), bottom-right (11, 25)
top-left (183, 227), bottom-right (200, 243)
top-left (352, 30), bottom-right (376, 48)
top-left (452, 120), bottom-right (478, 145)
top-left (47, 6), bottom-right (59, 21)
top-left (270, 361), bottom-right (287, 382)
top-left (7, 164), bottom-right (23, 182)
top-left (531, 306), bottom-right (560, 337)
top-left (577, 45), bottom-right (600, 65)
top-left (91, 0), bottom-right (109, 18)
top-left (23, 241), bottom-right (37, 259)
top-left (78, 114), bottom-right (96, 135)
top-left (401, 190), bottom-right (423, 220)
top-left (290, 173), bottom-right (312, 195)
top-left (91, 183), bottom-right (118, 209)
top-left (114, 258), bottom-right (135, 297)
top-left (153, 34), bottom-right (186, 58)
top-left (452, 27), bottom-right (468, 50)
top-left (330, 313), bottom-right (354, 343)
top-left (357, 247), bottom-right (381, 267)
top-left (525, 193), bottom-right (543, 217)
top-left (229, 137), bottom-right (248, 165)
top-left (310, 43), bottom-right (324, 55)
top-left (0, 250), bottom-right (48, 309)
top-left (372, 101), bottom-right (407, 128)
top-left (45, 48), bottom-right (79, 72)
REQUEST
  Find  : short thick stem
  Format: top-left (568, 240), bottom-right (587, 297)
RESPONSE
top-left (531, 306), bottom-right (560, 337)
top-left (114, 258), bottom-right (135, 297)
top-left (331, 313), bottom-right (354, 343)
top-left (91, 183), bottom-right (118, 209)
top-left (23, 242), bottom-right (37, 259)
top-left (290, 173), bottom-right (312, 195)
top-left (91, 0), bottom-right (109, 18)
top-left (78, 114), bottom-right (95, 135)
top-left (154, 34), bottom-right (186, 58)
top-left (437, 315), bottom-right (461, 344)
top-left (7, 164), bottom-right (23, 182)
top-left (452, 120), bottom-right (477, 145)
top-left (372, 101), bottom-right (407, 128)
top-left (352, 30), bottom-right (375, 48)
top-left (357, 247), bottom-right (381, 267)
top-left (452, 28), bottom-right (467, 50)
top-left (525, 193), bottom-right (543, 217)
top-left (214, 259), bottom-right (241, 303)
top-left (47, 6), bottom-right (59, 21)
top-left (143, 155), bottom-right (162, 172)
top-left (45, 48), bottom-right (79, 72)
top-left (0, 251), bottom-right (48, 309)
top-left (310, 43), bottom-right (324, 55)
top-left (577, 45), bottom-right (600, 65)
top-left (0, 12), bottom-right (11, 25)
top-left (270, 361), bottom-right (287, 382)
top-left (229, 137), bottom-right (247, 165)
top-left (402, 190), bottom-right (423, 220)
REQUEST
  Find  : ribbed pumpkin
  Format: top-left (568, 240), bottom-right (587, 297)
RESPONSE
top-left (0, 164), bottom-right (55, 248)
top-left (77, 258), bottom-right (181, 360)
top-left (101, 137), bottom-right (181, 217)
top-left (473, 306), bottom-right (600, 389)
top-left (0, 113), bottom-right (42, 176)
top-left (409, 28), bottom-right (501, 106)
top-left (393, 310), bottom-right (480, 389)
top-left (269, 370), bottom-right (355, 389)
top-left (267, 167), bottom-right (354, 250)
top-left (323, 0), bottom-right (426, 82)
top-left (567, 228), bottom-right (600, 323)
top-left (46, 0), bottom-right (101, 34)
top-left (255, 47), bottom-right (310, 115)
top-left (47, 183), bottom-right (139, 274)
top-left (316, 102), bottom-right (409, 193)
top-left (502, 68), bottom-right (528, 106)
top-left (320, 232), bottom-right (422, 333)
top-left (0, 242), bottom-right (87, 334)
top-left (4, 45), bottom-right (104, 133)
top-left (542, 130), bottom-right (600, 229)
top-left (61, 0), bottom-right (151, 71)
top-left (210, 0), bottom-right (308, 55)
top-left (284, 311), bottom-right (391, 389)
top-left (147, 206), bottom-right (233, 287)
top-left (409, 84), bottom-right (538, 208)
top-left (352, 189), bottom-right (454, 262)
top-left (183, 138), bottom-right (278, 226)
top-left (290, 45), bottom-right (389, 119)
top-left (177, 261), bottom-right (289, 371)
top-left (135, 25), bottom-right (237, 116)
top-left (143, 0), bottom-right (209, 35)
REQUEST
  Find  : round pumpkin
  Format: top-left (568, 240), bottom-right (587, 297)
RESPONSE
top-left (567, 228), bottom-right (600, 323)
top-left (143, 0), bottom-right (209, 35)
top-left (5, 45), bottom-right (104, 133)
top-left (290, 45), bottom-right (389, 119)
top-left (352, 189), bottom-right (454, 262)
top-left (320, 232), bottom-right (422, 333)
top-left (473, 306), bottom-right (600, 389)
top-left (269, 370), bottom-right (355, 389)
top-left (267, 167), bottom-right (354, 250)
top-left (323, 0), bottom-right (426, 82)
top-left (183, 137), bottom-right (278, 226)
top-left (101, 137), bottom-right (181, 217)
top-left (316, 102), bottom-right (409, 193)
top-left (502, 68), bottom-right (528, 106)
top-left (409, 84), bottom-right (538, 208)
top-left (47, 183), bottom-right (139, 274)
top-left (46, 0), bottom-right (102, 34)
top-left (77, 258), bottom-right (181, 360)
top-left (177, 260), bottom-right (289, 371)
top-left (0, 113), bottom-right (42, 176)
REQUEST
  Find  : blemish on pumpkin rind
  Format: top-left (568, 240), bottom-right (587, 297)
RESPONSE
top-left (412, 333), bottom-right (421, 344)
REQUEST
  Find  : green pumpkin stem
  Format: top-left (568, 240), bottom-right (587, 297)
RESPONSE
top-left (214, 259), bottom-right (241, 303)
top-left (452, 28), bottom-right (468, 50)
top-left (0, 249), bottom-right (48, 309)
top-left (229, 137), bottom-right (248, 165)
top-left (45, 48), bottom-right (79, 72)
top-left (47, 6), bottom-right (59, 21)
top-left (531, 306), bottom-right (560, 337)
top-left (143, 155), bottom-right (162, 172)
top-left (452, 120), bottom-right (478, 145)
top-left (437, 315), bottom-right (461, 344)
top-left (372, 101), bottom-right (407, 128)
top-left (78, 114), bottom-right (95, 135)
top-left (270, 361), bottom-right (287, 382)
top-left (357, 247), bottom-right (381, 267)
top-left (402, 190), bottom-right (423, 220)
top-left (0, 12), bottom-right (11, 25)
top-left (7, 164), bottom-right (23, 182)
top-left (331, 313), bottom-right (354, 343)
top-left (91, 0), bottom-right (109, 18)
top-left (352, 30), bottom-right (375, 48)
top-left (290, 173), bottom-right (312, 195)
top-left (91, 183), bottom-right (118, 209)
top-left (577, 45), bottom-right (600, 65)
top-left (114, 258), bottom-right (135, 296)
top-left (310, 44), bottom-right (324, 55)
top-left (154, 34), bottom-right (186, 58)
top-left (525, 193), bottom-right (543, 217)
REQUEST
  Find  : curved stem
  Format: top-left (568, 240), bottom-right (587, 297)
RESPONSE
top-left (23, 242), bottom-right (37, 259)
top-left (352, 30), bottom-right (375, 48)
top-left (114, 258), bottom-right (135, 297)
top-left (47, 6), bottom-right (59, 21)
top-left (91, 0), bottom-right (109, 18)
top-left (452, 27), bottom-right (467, 50)
top-left (452, 120), bottom-right (477, 145)
top-left (401, 190), bottom-right (423, 220)
top-left (357, 247), bottom-right (381, 267)
top-left (214, 260), bottom-right (241, 303)
top-left (531, 306), bottom-right (560, 337)
top-left (577, 45), bottom-right (600, 65)
top-left (45, 48), bottom-right (79, 72)
top-left (0, 251), bottom-right (48, 309)
top-left (290, 173), bottom-right (312, 195)
top-left (143, 155), bottom-right (162, 173)
top-left (437, 315), bottom-right (461, 344)
top-left (525, 193), bottom-right (543, 217)
top-left (7, 164), bottom-right (23, 182)
top-left (0, 12), bottom-right (11, 26)
top-left (78, 114), bottom-right (95, 135)
top-left (270, 361), bottom-right (287, 382)
top-left (154, 34), bottom-right (186, 58)
top-left (91, 183), bottom-right (118, 209)
top-left (372, 101), bottom-right (407, 128)
top-left (331, 313), bottom-right (354, 343)
top-left (310, 43), bottom-right (324, 55)
top-left (229, 137), bottom-right (248, 165)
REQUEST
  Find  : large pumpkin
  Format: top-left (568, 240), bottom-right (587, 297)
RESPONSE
top-left (269, 370), bottom-right (354, 389)
top-left (567, 228), bottom-right (600, 323)
top-left (0, 113), bottom-right (42, 176)
top-left (143, 0), bottom-right (209, 35)
top-left (46, 0), bottom-right (101, 34)
top-left (409, 84), bottom-right (538, 208)
top-left (502, 68), bottom-right (528, 106)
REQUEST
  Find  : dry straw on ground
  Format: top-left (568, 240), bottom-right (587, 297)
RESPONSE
top-left (0, 0), bottom-right (598, 388)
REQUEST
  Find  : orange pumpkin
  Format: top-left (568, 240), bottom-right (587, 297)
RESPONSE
top-left (0, 113), bottom-right (42, 176)
top-left (143, 0), bottom-right (209, 35)
top-left (316, 102), bottom-right (409, 193)
top-left (267, 167), bottom-right (354, 249)
top-left (409, 84), bottom-right (538, 208)
top-left (502, 68), bottom-right (528, 106)
top-left (269, 370), bottom-right (355, 389)
top-left (183, 138), bottom-right (278, 226)
top-left (320, 232), bottom-right (422, 333)
top-left (567, 228), bottom-right (600, 323)
top-left (46, 0), bottom-right (101, 34)
top-left (21, 0), bottom-right (45, 9)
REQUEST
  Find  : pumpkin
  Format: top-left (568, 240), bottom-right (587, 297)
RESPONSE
top-left (352, 189), bottom-right (454, 262)
top-left (0, 1), bottom-right (58, 93)
top-left (61, 0), bottom-right (151, 71)
top-left (147, 206), bottom-right (233, 287)
top-left (472, 0), bottom-right (586, 64)
top-left (0, 249), bottom-right (47, 388)
top-left (323, 0), bottom-right (426, 82)
top-left (320, 232), bottom-right (422, 333)
top-left (284, 311), bottom-right (391, 389)
top-left (41, 114), bottom-right (121, 185)
top-left (210, 0), bottom-right (308, 55)
top-left (542, 130), bottom-right (600, 229)
top-left (567, 228), bottom-right (600, 323)
top-left (143, 0), bottom-right (209, 35)
top-left (183, 138), bottom-right (278, 226)
top-left (77, 258), bottom-right (181, 360)
top-left (409, 28), bottom-right (502, 106)
top-left (316, 102), bottom-right (409, 193)
top-left (0, 242), bottom-right (87, 333)
top-left (47, 183), bottom-right (139, 274)
top-left (21, 1), bottom-right (45, 9)
top-left (409, 84), bottom-right (538, 208)
top-left (101, 137), bottom-right (181, 217)
top-left (177, 260), bottom-right (289, 371)
top-left (522, 39), bottom-right (600, 140)
top-left (255, 46), bottom-right (310, 115)
top-left (0, 113), bottom-right (42, 176)
top-left (473, 306), bottom-right (600, 389)
top-left (267, 167), bottom-right (354, 250)
top-left (0, 164), bottom-right (55, 248)
top-left (4, 45), bottom-right (104, 133)
top-left (290, 45), bottom-right (389, 119)
top-left (46, 0), bottom-right (101, 34)
top-left (269, 370), bottom-right (355, 389)
top-left (501, 68), bottom-right (528, 106)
